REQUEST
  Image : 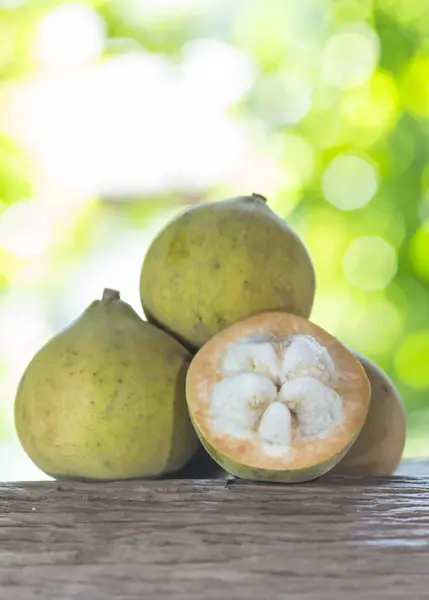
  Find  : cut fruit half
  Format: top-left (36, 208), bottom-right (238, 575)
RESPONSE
top-left (185, 312), bottom-right (371, 483)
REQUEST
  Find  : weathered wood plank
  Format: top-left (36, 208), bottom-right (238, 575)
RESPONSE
top-left (1, 464), bottom-right (429, 599)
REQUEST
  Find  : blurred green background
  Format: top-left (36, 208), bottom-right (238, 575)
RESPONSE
top-left (0, 0), bottom-right (428, 481)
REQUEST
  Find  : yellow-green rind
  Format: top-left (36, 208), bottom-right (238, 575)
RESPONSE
top-left (14, 294), bottom-right (199, 481)
top-left (187, 408), bottom-right (364, 484)
top-left (140, 194), bottom-right (316, 350)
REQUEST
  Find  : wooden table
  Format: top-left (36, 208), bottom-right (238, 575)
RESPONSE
top-left (1, 461), bottom-right (429, 599)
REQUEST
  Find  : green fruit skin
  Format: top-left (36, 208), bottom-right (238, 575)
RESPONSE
top-left (14, 295), bottom-right (199, 481)
top-left (187, 411), bottom-right (362, 484)
top-left (140, 195), bottom-right (316, 350)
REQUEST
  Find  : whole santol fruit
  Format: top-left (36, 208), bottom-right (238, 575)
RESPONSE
top-left (14, 289), bottom-right (199, 481)
top-left (185, 312), bottom-right (371, 483)
top-left (140, 193), bottom-right (316, 350)
top-left (331, 352), bottom-right (406, 477)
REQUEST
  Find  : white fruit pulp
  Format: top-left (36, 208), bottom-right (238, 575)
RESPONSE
top-left (210, 335), bottom-right (343, 458)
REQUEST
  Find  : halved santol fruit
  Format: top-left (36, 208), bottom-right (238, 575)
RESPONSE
top-left (331, 351), bottom-right (406, 477)
top-left (185, 312), bottom-right (371, 483)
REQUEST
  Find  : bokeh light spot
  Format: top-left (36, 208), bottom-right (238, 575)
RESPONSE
top-left (409, 224), bottom-right (429, 282)
top-left (321, 25), bottom-right (380, 89)
top-left (343, 236), bottom-right (397, 291)
top-left (341, 71), bottom-right (399, 137)
top-left (395, 331), bottom-right (429, 389)
top-left (0, 200), bottom-right (53, 258)
top-left (322, 153), bottom-right (379, 210)
top-left (2, 52), bottom-right (248, 196)
top-left (253, 71), bottom-right (313, 126)
top-left (401, 55), bottom-right (429, 117)
top-left (32, 2), bottom-right (106, 69)
top-left (181, 39), bottom-right (256, 108)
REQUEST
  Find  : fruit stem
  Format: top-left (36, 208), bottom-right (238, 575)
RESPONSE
top-left (102, 288), bottom-right (120, 301)
top-left (252, 192), bottom-right (267, 203)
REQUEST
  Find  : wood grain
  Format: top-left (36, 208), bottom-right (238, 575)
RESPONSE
top-left (1, 463), bottom-right (429, 599)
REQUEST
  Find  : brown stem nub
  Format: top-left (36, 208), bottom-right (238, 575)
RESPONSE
top-left (252, 193), bottom-right (267, 203)
top-left (102, 288), bottom-right (120, 301)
